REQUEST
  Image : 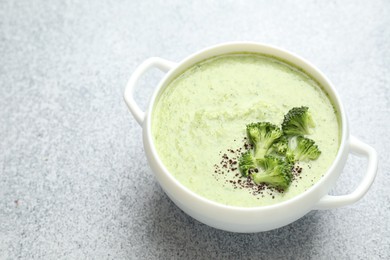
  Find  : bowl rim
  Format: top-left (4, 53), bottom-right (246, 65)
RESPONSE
top-left (145, 41), bottom-right (348, 212)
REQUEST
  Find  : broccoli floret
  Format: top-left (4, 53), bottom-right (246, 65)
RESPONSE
top-left (270, 135), bottom-right (289, 155)
top-left (246, 122), bottom-right (283, 159)
top-left (282, 106), bottom-right (315, 136)
top-left (251, 156), bottom-right (292, 190)
top-left (235, 106), bottom-right (320, 192)
top-left (287, 136), bottom-right (321, 162)
top-left (238, 151), bottom-right (257, 177)
top-left (285, 149), bottom-right (296, 164)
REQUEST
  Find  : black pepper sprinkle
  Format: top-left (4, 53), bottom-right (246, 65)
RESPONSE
top-left (212, 137), bottom-right (290, 197)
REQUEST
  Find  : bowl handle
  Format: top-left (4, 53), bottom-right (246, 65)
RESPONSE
top-left (124, 57), bottom-right (177, 126)
top-left (314, 136), bottom-right (378, 210)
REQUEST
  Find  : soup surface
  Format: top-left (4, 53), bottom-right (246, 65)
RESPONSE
top-left (152, 53), bottom-right (340, 207)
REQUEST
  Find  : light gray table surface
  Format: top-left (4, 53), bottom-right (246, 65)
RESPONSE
top-left (1, 0), bottom-right (389, 259)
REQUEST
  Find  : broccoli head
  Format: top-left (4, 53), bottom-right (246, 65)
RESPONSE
top-left (246, 122), bottom-right (283, 159)
top-left (238, 151), bottom-right (257, 177)
top-left (282, 106), bottom-right (315, 136)
top-left (287, 136), bottom-right (321, 162)
top-left (251, 155), bottom-right (292, 190)
top-left (235, 106), bottom-right (321, 192)
top-left (270, 135), bottom-right (288, 155)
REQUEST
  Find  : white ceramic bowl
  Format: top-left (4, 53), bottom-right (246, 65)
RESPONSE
top-left (124, 42), bottom-right (378, 233)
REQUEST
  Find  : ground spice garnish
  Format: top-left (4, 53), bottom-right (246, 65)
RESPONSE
top-left (291, 164), bottom-right (303, 180)
top-left (212, 137), bottom-right (290, 198)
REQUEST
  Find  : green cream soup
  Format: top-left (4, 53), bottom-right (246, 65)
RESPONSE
top-left (152, 53), bottom-right (340, 207)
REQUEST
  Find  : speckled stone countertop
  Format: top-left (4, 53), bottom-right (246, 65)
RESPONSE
top-left (1, 0), bottom-right (389, 259)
